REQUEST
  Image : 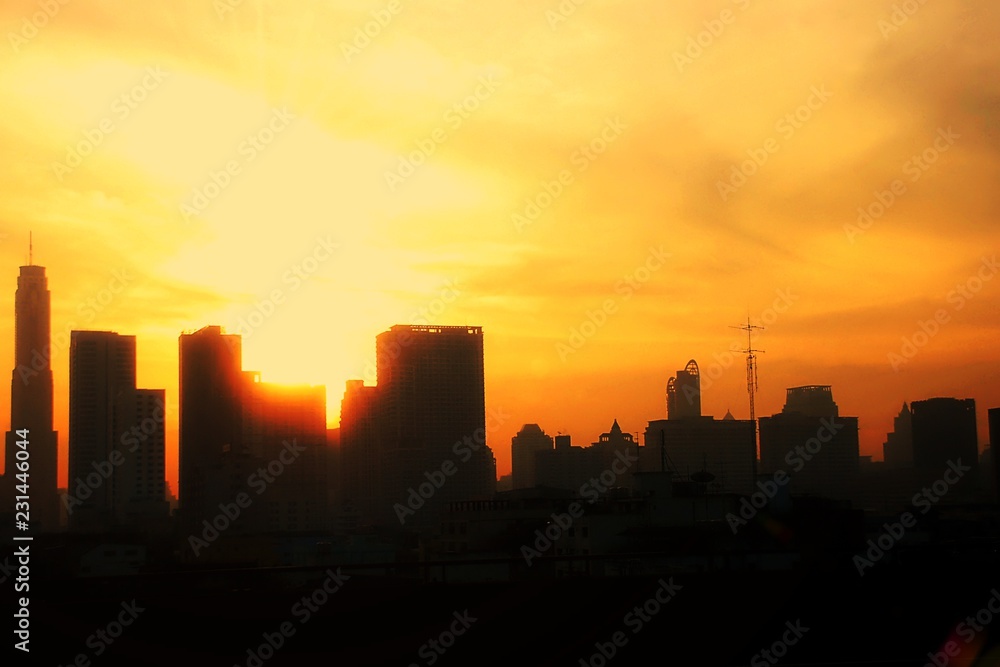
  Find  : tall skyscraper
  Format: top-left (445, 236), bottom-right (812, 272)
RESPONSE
top-left (5, 242), bottom-right (59, 530)
top-left (68, 331), bottom-right (136, 528)
top-left (910, 398), bottom-right (977, 474)
top-left (759, 385), bottom-right (859, 501)
top-left (340, 325), bottom-right (496, 528)
top-left (68, 331), bottom-right (167, 530)
top-left (667, 360), bottom-right (701, 420)
top-left (179, 326), bottom-right (244, 532)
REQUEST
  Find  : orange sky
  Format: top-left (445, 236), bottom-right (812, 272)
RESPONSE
top-left (1, 1), bottom-right (998, 494)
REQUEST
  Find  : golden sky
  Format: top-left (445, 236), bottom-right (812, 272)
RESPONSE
top-left (1, 0), bottom-right (998, 492)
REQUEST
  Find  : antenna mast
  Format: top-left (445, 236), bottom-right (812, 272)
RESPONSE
top-left (731, 315), bottom-right (764, 440)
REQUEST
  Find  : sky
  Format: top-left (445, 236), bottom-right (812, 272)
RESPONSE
top-left (1, 0), bottom-right (998, 493)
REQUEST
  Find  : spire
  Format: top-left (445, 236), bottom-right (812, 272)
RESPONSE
top-left (29, 231), bottom-right (33, 265)
top-left (610, 419), bottom-right (622, 434)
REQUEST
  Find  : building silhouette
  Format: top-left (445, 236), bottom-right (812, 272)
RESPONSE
top-left (4, 251), bottom-right (60, 530)
top-left (531, 421), bottom-right (637, 495)
top-left (759, 385), bottom-right (859, 501)
top-left (644, 410), bottom-right (756, 494)
top-left (667, 359), bottom-right (701, 420)
top-left (510, 423), bottom-right (554, 490)
top-left (179, 326), bottom-right (244, 534)
top-left (910, 397), bottom-right (977, 474)
top-left (68, 331), bottom-right (168, 530)
top-left (882, 402), bottom-right (913, 468)
top-left (179, 326), bottom-right (331, 543)
top-left (339, 325), bottom-right (497, 528)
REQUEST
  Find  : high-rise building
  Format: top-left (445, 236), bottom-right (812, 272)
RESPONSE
top-left (179, 326), bottom-right (244, 532)
top-left (882, 403), bottom-right (913, 468)
top-left (68, 331), bottom-right (135, 527)
top-left (759, 386), bottom-right (859, 501)
top-left (68, 331), bottom-right (169, 530)
top-left (511, 424), bottom-right (554, 490)
top-left (180, 326), bottom-right (331, 542)
top-left (4, 246), bottom-right (60, 530)
top-left (340, 325), bottom-right (496, 528)
top-left (667, 360), bottom-right (701, 420)
top-left (910, 398), bottom-right (977, 475)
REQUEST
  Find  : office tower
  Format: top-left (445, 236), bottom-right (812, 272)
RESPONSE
top-left (4, 247), bottom-right (59, 530)
top-left (68, 331), bottom-right (169, 530)
top-left (882, 403), bottom-right (913, 468)
top-left (339, 380), bottom-right (381, 524)
top-left (340, 325), bottom-right (496, 528)
top-left (645, 411), bottom-right (757, 494)
top-left (116, 388), bottom-right (169, 525)
top-left (910, 398), bottom-right (977, 474)
top-left (511, 424), bottom-right (554, 490)
top-left (179, 326), bottom-right (244, 532)
top-left (242, 377), bottom-right (328, 532)
top-left (758, 386), bottom-right (859, 501)
top-left (67, 331), bottom-right (136, 528)
top-left (667, 360), bottom-right (701, 420)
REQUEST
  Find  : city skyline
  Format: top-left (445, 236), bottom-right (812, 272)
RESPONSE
top-left (0, 246), bottom-right (995, 496)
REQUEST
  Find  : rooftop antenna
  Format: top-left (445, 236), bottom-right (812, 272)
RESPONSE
top-left (28, 231), bottom-right (33, 265)
top-left (731, 313), bottom-right (764, 455)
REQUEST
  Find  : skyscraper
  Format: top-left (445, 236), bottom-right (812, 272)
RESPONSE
top-left (759, 386), bottom-right (859, 501)
top-left (910, 398), bottom-right (978, 475)
top-left (179, 326), bottom-right (244, 532)
top-left (667, 360), bottom-right (701, 420)
top-left (68, 331), bottom-right (168, 530)
top-left (882, 403), bottom-right (913, 468)
top-left (68, 331), bottom-right (136, 528)
top-left (5, 243), bottom-right (60, 530)
top-left (340, 325), bottom-right (496, 528)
